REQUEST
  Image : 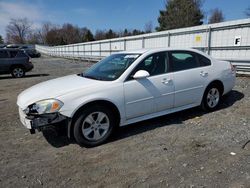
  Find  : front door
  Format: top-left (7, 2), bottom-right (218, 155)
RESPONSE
top-left (123, 51), bottom-right (174, 119)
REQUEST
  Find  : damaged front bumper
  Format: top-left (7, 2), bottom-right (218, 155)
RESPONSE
top-left (19, 108), bottom-right (69, 134)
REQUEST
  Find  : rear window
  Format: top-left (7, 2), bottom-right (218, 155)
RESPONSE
top-left (0, 51), bottom-right (9, 58)
top-left (16, 51), bottom-right (29, 58)
top-left (169, 51), bottom-right (199, 72)
top-left (197, 54), bottom-right (211, 66)
top-left (21, 46), bottom-right (28, 49)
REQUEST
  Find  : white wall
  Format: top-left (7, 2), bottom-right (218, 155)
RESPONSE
top-left (36, 18), bottom-right (250, 61)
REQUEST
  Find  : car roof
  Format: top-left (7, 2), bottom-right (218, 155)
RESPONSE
top-left (116, 49), bottom-right (149, 54)
top-left (0, 48), bottom-right (21, 51)
top-left (119, 48), bottom-right (205, 55)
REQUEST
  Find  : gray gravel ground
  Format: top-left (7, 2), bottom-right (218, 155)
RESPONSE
top-left (0, 56), bottom-right (249, 188)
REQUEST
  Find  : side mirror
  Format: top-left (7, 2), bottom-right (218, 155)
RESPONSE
top-left (133, 70), bottom-right (150, 79)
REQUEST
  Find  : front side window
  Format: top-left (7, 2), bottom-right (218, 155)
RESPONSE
top-left (0, 51), bottom-right (9, 58)
top-left (169, 51), bottom-right (199, 72)
top-left (130, 52), bottom-right (168, 78)
top-left (82, 53), bottom-right (140, 81)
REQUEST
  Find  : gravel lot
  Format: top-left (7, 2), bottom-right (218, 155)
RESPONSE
top-left (0, 56), bottom-right (249, 188)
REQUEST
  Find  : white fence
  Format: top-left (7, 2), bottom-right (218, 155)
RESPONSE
top-left (36, 18), bottom-right (250, 64)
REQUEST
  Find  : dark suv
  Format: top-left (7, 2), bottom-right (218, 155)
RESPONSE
top-left (19, 46), bottom-right (41, 58)
top-left (0, 49), bottom-right (34, 78)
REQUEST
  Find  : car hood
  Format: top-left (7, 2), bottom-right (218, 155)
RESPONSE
top-left (17, 74), bottom-right (105, 108)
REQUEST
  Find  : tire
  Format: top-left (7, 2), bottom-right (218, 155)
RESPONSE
top-left (11, 67), bottom-right (25, 78)
top-left (201, 84), bottom-right (222, 111)
top-left (73, 105), bottom-right (116, 147)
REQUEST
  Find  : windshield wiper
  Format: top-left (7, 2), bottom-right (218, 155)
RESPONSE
top-left (83, 75), bottom-right (98, 80)
top-left (79, 73), bottom-right (106, 81)
top-left (82, 74), bottom-right (105, 81)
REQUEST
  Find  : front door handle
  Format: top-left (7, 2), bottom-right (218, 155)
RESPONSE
top-left (200, 71), bottom-right (208, 77)
top-left (162, 78), bottom-right (172, 84)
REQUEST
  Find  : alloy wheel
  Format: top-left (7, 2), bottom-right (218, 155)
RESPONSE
top-left (81, 112), bottom-right (110, 141)
top-left (13, 68), bottom-right (24, 78)
top-left (207, 88), bottom-right (220, 108)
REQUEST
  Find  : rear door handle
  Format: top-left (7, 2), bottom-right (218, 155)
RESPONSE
top-left (200, 71), bottom-right (208, 77)
top-left (162, 78), bottom-right (172, 84)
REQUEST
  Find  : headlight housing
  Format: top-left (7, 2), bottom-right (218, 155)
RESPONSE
top-left (25, 99), bottom-right (63, 115)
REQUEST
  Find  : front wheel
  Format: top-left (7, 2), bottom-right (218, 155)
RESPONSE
top-left (73, 105), bottom-right (115, 147)
top-left (201, 85), bottom-right (221, 111)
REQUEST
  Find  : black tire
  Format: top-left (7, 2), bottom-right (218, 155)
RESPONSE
top-left (201, 84), bottom-right (222, 111)
top-left (11, 67), bottom-right (25, 78)
top-left (73, 105), bottom-right (116, 147)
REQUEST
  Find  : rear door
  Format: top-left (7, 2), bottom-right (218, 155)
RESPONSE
top-left (169, 51), bottom-right (211, 107)
top-left (0, 50), bottom-right (10, 73)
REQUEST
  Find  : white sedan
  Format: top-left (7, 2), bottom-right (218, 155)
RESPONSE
top-left (17, 48), bottom-right (236, 147)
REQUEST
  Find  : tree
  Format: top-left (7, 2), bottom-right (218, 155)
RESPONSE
top-left (38, 22), bottom-right (57, 44)
top-left (245, 7), bottom-right (250, 17)
top-left (36, 22), bottom-right (95, 45)
top-left (6, 18), bottom-right (32, 44)
top-left (144, 21), bottom-right (153, 33)
top-left (95, 30), bottom-right (107, 40)
top-left (156, 0), bottom-right (204, 31)
top-left (79, 27), bottom-right (89, 42)
top-left (26, 31), bottom-right (42, 44)
top-left (45, 28), bottom-right (65, 45)
top-left (61, 23), bottom-right (82, 44)
top-left (0, 35), bottom-right (4, 44)
top-left (123, 29), bottom-right (129, 36)
top-left (105, 29), bottom-right (118, 39)
top-left (83, 29), bottom-right (94, 42)
top-left (208, 8), bottom-right (224, 24)
top-left (132, 29), bottom-right (144, 35)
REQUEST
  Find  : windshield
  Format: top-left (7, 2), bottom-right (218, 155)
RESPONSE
top-left (81, 53), bottom-right (140, 81)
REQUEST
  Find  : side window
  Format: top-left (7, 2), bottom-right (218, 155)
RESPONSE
top-left (0, 51), bottom-right (9, 58)
top-left (169, 51), bottom-right (199, 72)
top-left (16, 51), bottom-right (28, 58)
top-left (9, 51), bottom-right (18, 58)
top-left (130, 52), bottom-right (168, 78)
top-left (197, 54), bottom-right (211, 67)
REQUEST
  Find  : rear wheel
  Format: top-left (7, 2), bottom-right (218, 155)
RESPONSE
top-left (73, 105), bottom-right (115, 147)
top-left (11, 67), bottom-right (25, 78)
top-left (202, 84), bottom-right (221, 111)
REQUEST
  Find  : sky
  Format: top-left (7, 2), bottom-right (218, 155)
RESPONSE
top-left (0, 0), bottom-right (249, 38)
